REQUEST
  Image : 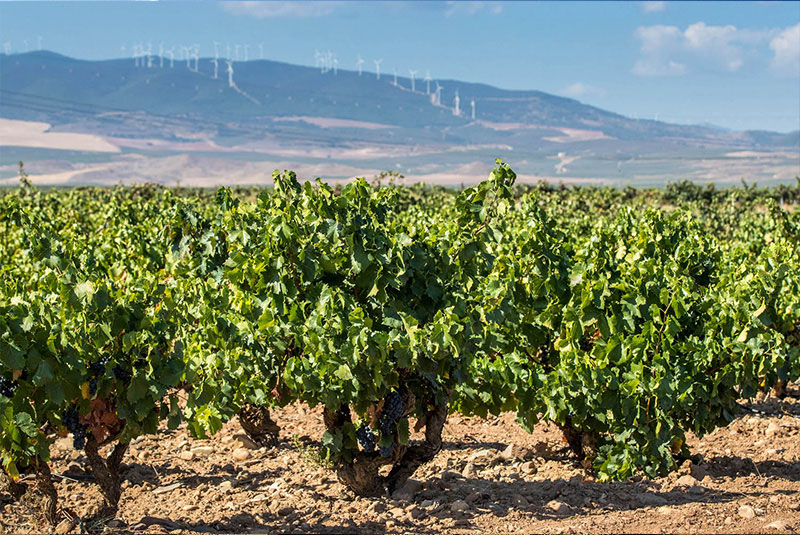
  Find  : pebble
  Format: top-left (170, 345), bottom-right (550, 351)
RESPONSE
top-left (450, 499), bottom-right (470, 513)
top-left (182, 505), bottom-right (199, 511)
top-left (724, 516), bottom-right (733, 525)
top-left (521, 461), bottom-right (537, 475)
top-left (106, 519), bottom-right (126, 528)
top-left (55, 519), bottom-right (75, 534)
top-left (233, 434), bottom-right (260, 450)
top-left (547, 500), bottom-right (570, 514)
top-left (462, 462), bottom-right (476, 478)
top-left (500, 444), bottom-right (515, 461)
top-left (467, 449), bottom-right (493, 463)
top-left (178, 451), bottom-right (194, 461)
top-left (765, 422), bottom-right (782, 438)
top-left (191, 446), bottom-right (214, 457)
top-left (637, 492), bottom-right (668, 507)
top-left (219, 480), bottom-right (233, 491)
top-left (675, 475), bottom-right (697, 487)
top-left (766, 520), bottom-right (792, 531)
top-left (738, 505), bottom-right (756, 519)
top-left (232, 448), bottom-right (251, 461)
top-left (388, 507), bottom-right (406, 519)
top-left (153, 482), bottom-right (183, 495)
top-left (408, 506), bottom-right (425, 520)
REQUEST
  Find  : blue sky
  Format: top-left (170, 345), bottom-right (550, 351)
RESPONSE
top-left (1, 1), bottom-right (798, 132)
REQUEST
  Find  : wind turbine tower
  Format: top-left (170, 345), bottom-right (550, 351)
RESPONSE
top-left (453, 90), bottom-right (461, 116)
top-left (333, 57), bottom-right (338, 75)
top-left (471, 98), bottom-right (476, 120)
top-left (159, 43), bottom-right (164, 68)
top-left (409, 70), bottom-right (417, 92)
top-left (434, 81), bottom-right (443, 106)
top-left (356, 54), bottom-right (364, 76)
top-left (192, 45), bottom-right (200, 72)
top-left (146, 42), bottom-right (153, 68)
top-left (227, 59), bottom-right (235, 88)
top-left (374, 59), bottom-right (382, 80)
top-left (212, 44), bottom-right (219, 79)
top-left (424, 71), bottom-right (431, 95)
top-left (167, 46), bottom-right (175, 68)
top-left (393, 68), bottom-right (398, 87)
top-left (226, 43), bottom-right (231, 60)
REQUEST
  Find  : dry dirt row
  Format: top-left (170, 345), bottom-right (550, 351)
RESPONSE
top-left (2, 386), bottom-right (799, 534)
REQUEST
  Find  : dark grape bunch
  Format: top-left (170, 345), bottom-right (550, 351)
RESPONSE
top-left (87, 356), bottom-right (111, 395)
top-left (113, 364), bottom-right (132, 383)
top-left (377, 392), bottom-right (404, 457)
top-left (62, 406), bottom-right (89, 450)
top-left (0, 377), bottom-right (16, 398)
top-left (355, 424), bottom-right (376, 452)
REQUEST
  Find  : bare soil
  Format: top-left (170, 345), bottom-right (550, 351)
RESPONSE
top-left (2, 386), bottom-right (799, 534)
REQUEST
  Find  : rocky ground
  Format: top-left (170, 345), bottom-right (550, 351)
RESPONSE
top-left (2, 385), bottom-right (799, 534)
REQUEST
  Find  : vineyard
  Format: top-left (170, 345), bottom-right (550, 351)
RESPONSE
top-left (1, 161), bottom-right (799, 533)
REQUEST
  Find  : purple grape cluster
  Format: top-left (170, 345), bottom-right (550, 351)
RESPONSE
top-left (0, 377), bottom-right (16, 398)
top-left (62, 406), bottom-right (88, 450)
top-left (356, 424), bottom-right (376, 452)
top-left (377, 392), bottom-right (403, 458)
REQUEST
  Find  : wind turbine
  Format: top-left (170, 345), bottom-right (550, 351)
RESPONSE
top-left (333, 57), bottom-right (338, 75)
top-left (356, 54), bottom-right (364, 76)
top-left (471, 98), bottom-right (476, 120)
top-left (424, 71), bottom-right (431, 95)
top-left (435, 81), bottom-right (443, 106)
top-left (227, 59), bottom-right (235, 88)
top-left (2, 42), bottom-right (11, 55)
top-left (167, 46), bottom-right (175, 68)
top-left (409, 70), bottom-right (417, 92)
top-left (192, 45), bottom-right (200, 72)
top-left (159, 43), bottom-right (164, 67)
top-left (146, 42), bottom-right (153, 68)
top-left (212, 43), bottom-right (219, 79)
top-left (314, 49), bottom-right (322, 71)
top-left (326, 50), bottom-right (333, 73)
top-left (453, 90), bottom-right (461, 116)
top-left (226, 43), bottom-right (231, 60)
top-left (258, 42), bottom-right (264, 60)
top-left (373, 59), bottom-right (382, 80)
top-left (133, 43), bottom-right (140, 67)
top-left (393, 68), bottom-right (398, 87)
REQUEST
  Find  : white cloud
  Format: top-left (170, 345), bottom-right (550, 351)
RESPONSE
top-left (561, 82), bottom-right (607, 99)
top-left (633, 21), bottom-right (786, 76)
top-left (769, 23), bottom-right (800, 77)
top-left (444, 1), bottom-right (503, 17)
top-left (220, 1), bottom-right (342, 18)
top-left (641, 1), bottom-right (666, 13)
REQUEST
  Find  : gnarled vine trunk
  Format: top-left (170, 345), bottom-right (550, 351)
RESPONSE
top-left (35, 461), bottom-right (57, 527)
top-left (238, 404), bottom-right (281, 447)
top-left (323, 388), bottom-right (450, 497)
top-left (558, 417), bottom-right (598, 461)
top-left (85, 439), bottom-right (128, 518)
